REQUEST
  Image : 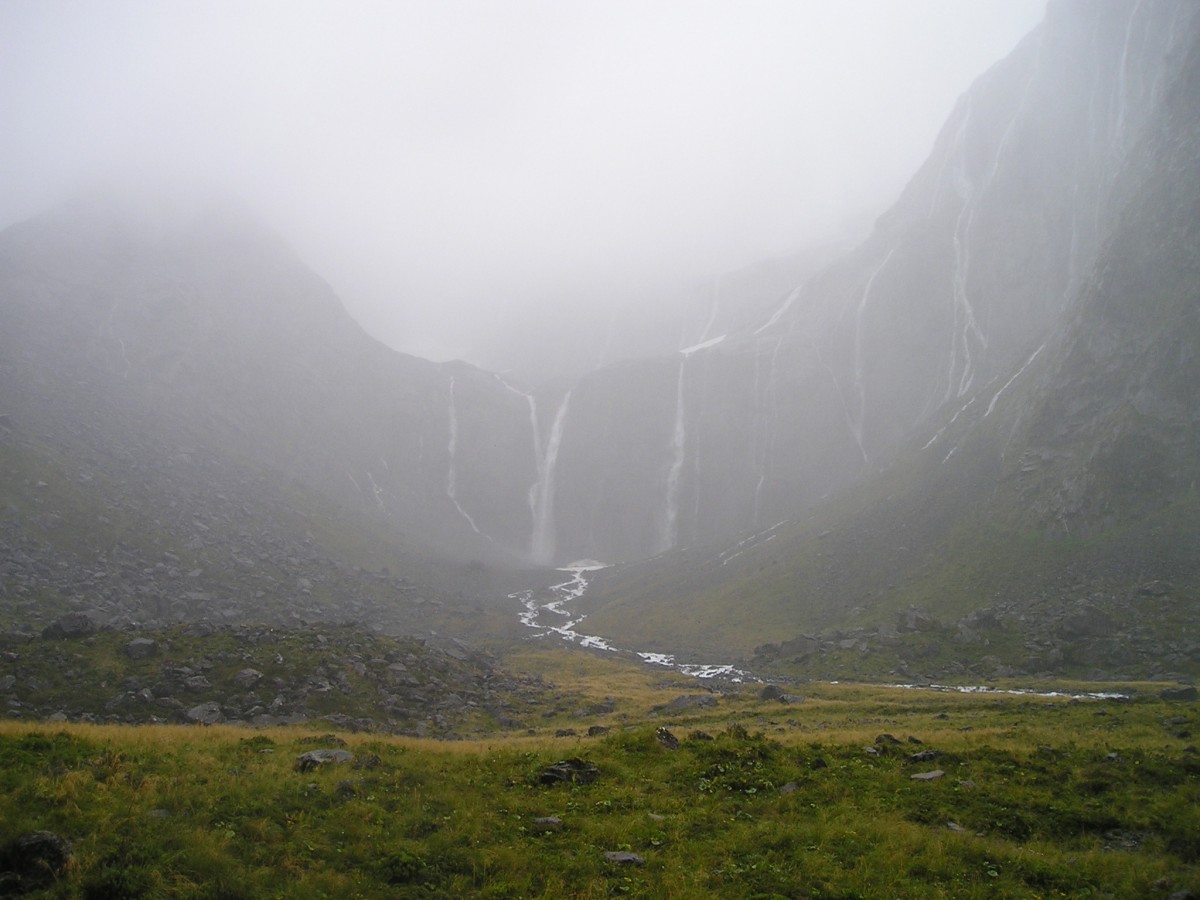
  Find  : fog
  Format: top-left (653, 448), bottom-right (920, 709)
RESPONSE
top-left (0, 0), bottom-right (1043, 363)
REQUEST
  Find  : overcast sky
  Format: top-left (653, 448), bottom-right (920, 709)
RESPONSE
top-left (0, 0), bottom-right (1045, 361)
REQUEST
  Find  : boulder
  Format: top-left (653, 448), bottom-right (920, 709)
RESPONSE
top-left (185, 701), bottom-right (223, 725)
top-left (911, 770), bottom-right (945, 782)
top-left (232, 668), bottom-right (263, 689)
top-left (295, 749), bottom-right (354, 772)
top-left (41, 611), bottom-right (98, 639)
top-left (538, 758), bottom-right (598, 785)
top-left (124, 638), bottom-right (158, 660)
top-left (655, 727), bottom-right (680, 750)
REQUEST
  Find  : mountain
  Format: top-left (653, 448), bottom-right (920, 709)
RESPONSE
top-left (2, 0), bottom-right (1197, 680)
top-left (576, 0), bottom-right (1200, 679)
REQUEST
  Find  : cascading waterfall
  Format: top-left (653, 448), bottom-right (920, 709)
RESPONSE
top-left (531, 389), bottom-right (573, 564)
top-left (946, 58), bottom-right (1037, 401)
top-left (445, 376), bottom-right (481, 535)
top-left (661, 356), bottom-right (688, 553)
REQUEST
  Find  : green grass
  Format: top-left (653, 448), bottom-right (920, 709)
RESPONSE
top-left (1, 677), bottom-right (1197, 898)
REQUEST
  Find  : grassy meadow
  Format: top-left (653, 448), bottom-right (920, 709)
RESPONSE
top-left (1, 648), bottom-right (1197, 898)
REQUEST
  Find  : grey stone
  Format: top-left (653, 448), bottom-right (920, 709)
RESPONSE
top-left (233, 668), bottom-right (263, 689)
top-left (185, 701), bottom-right (223, 724)
top-left (295, 749), bottom-right (353, 771)
top-left (531, 817), bottom-right (563, 832)
top-left (1161, 686), bottom-right (1197, 701)
top-left (125, 638), bottom-right (158, 659)
top-left (911, 770), bottom-right (945, 781)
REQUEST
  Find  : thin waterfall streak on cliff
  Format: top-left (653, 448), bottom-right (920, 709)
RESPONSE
top-left (524, 394), bottom-right (543, 528)
top-left (366, 471), bottom-right (385, 510)
top-left (1114, 0), bottom-right (1144, 155)
top-left (662, 357), bottom-right (688, 553)
top-left (851, 248), bottom-right (896, 460)
top-left (754, 284), bottom-right (802, 336)
top-left (985, 344), bottom-right (1045, 417)
top-left (445, 376), bottom-right (481, 535)
top-left (532, 389), bottom-right (573, 564)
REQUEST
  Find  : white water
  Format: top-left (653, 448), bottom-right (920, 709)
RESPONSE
top-left (531, 389), bottom-right (573, 564)
top-left (445, 377), bottom-right (481, 534)
top-left (892, 682), bottom-right (1128, 701)
top-left (513, 563), bottom-right (750, 681)
top-left (985, 343), bottom-right (1045, 417)
top-left (661, 357), bottom-right (688, 553)
top-left (754, 285), bottom-right (802, 336)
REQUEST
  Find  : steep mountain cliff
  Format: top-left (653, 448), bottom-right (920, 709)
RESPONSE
top-left (578, 0), bottom-right (1200, 678)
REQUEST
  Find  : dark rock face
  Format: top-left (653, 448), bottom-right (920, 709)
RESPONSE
top-left (0, 831), bottom-right (73, 893)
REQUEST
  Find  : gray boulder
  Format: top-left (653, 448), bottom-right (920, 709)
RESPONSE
top-left (185, 701), bottom-right (223, 725)
top-left (125, 638), bottom-right (158, 660)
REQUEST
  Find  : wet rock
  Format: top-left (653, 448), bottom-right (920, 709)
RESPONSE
top-left (538, 758), bottom-right (598, 785)
top-left (295, 749), bottom-right (353, 772)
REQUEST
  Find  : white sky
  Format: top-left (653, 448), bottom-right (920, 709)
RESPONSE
top-left (0, 0), bottom-right (1045, 360)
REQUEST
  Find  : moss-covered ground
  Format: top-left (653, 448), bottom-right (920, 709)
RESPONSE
top-left (1, 660), bottom-right (1197, 898)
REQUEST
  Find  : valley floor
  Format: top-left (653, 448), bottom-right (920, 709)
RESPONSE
top-left (1, 656), bottom-right (1197, 898)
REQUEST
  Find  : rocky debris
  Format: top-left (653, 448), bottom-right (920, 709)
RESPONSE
top-left (655, 727), bottom-right (679, 750)
top-left (911, 770), bottom-right (945, 782)
top-left (124, 638), bottom-right (158, 659)
top-left (0, 831), bottom-right (73, 893)
top-left (185, 701), bottom-right (223, 725)
top-left (1161, 686), bottom-right (1197, 701)
top-left (538, 758), bottom-right (598, 785)
top-left (531, 817), bottom-right (563, 832)
top-left (295, 749), bottom-right (353, 772)
top-left (603, 851), bottom-right (645, 866)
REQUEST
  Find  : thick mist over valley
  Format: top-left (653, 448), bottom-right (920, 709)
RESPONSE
top-left (1, 0), bottom-right (1198, 694)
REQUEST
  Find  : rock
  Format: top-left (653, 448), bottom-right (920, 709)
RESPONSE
top-left (655, 727), bottom-right (680, 750)
top-left (1161, 686), bottom-right (1197, 701)
top-left (947, 821), bottom-right (967, 833)
top-left (539, 758), bottom-right (599, 785)
top-left (295, 749), bottom-right (354, 772)
top-left (233, 668), bottom-right (263, 689)
top-left (0, 830), bottom-right (73, 891)
top-left (908, 750), bottom-right (941, 763)
top-left (555, 729), bottom-right (578, 737)
top-left (184, 675), bottom-right (212, 691)
top-left (124, 638), bottom-right (158, 659)
top-left (603, 851), bottom-right (645, 866)
top-left (531, 817), bottom-right (563, 832)
top-left (875, 733), bottom-right (902, 745)
top-left (779, 782), bottom-right (799, 795)
top-left (41, 611), bottom-right (98, 639)
top-left (759, 684), bottom-right (785, 700)
top-left (586, 725), bottom-right (610, 737)
top-left (911, 770), bottom-right (945, 781)
top-left (185, 701), bottom-right (223, 724)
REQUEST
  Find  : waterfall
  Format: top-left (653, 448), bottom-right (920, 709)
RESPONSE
top-left (661, 356), bottom-right (687, 553)
top-left (445, 377), bottom-right (481, 534)
top-left (531, 389), bottom-right (573, 564)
